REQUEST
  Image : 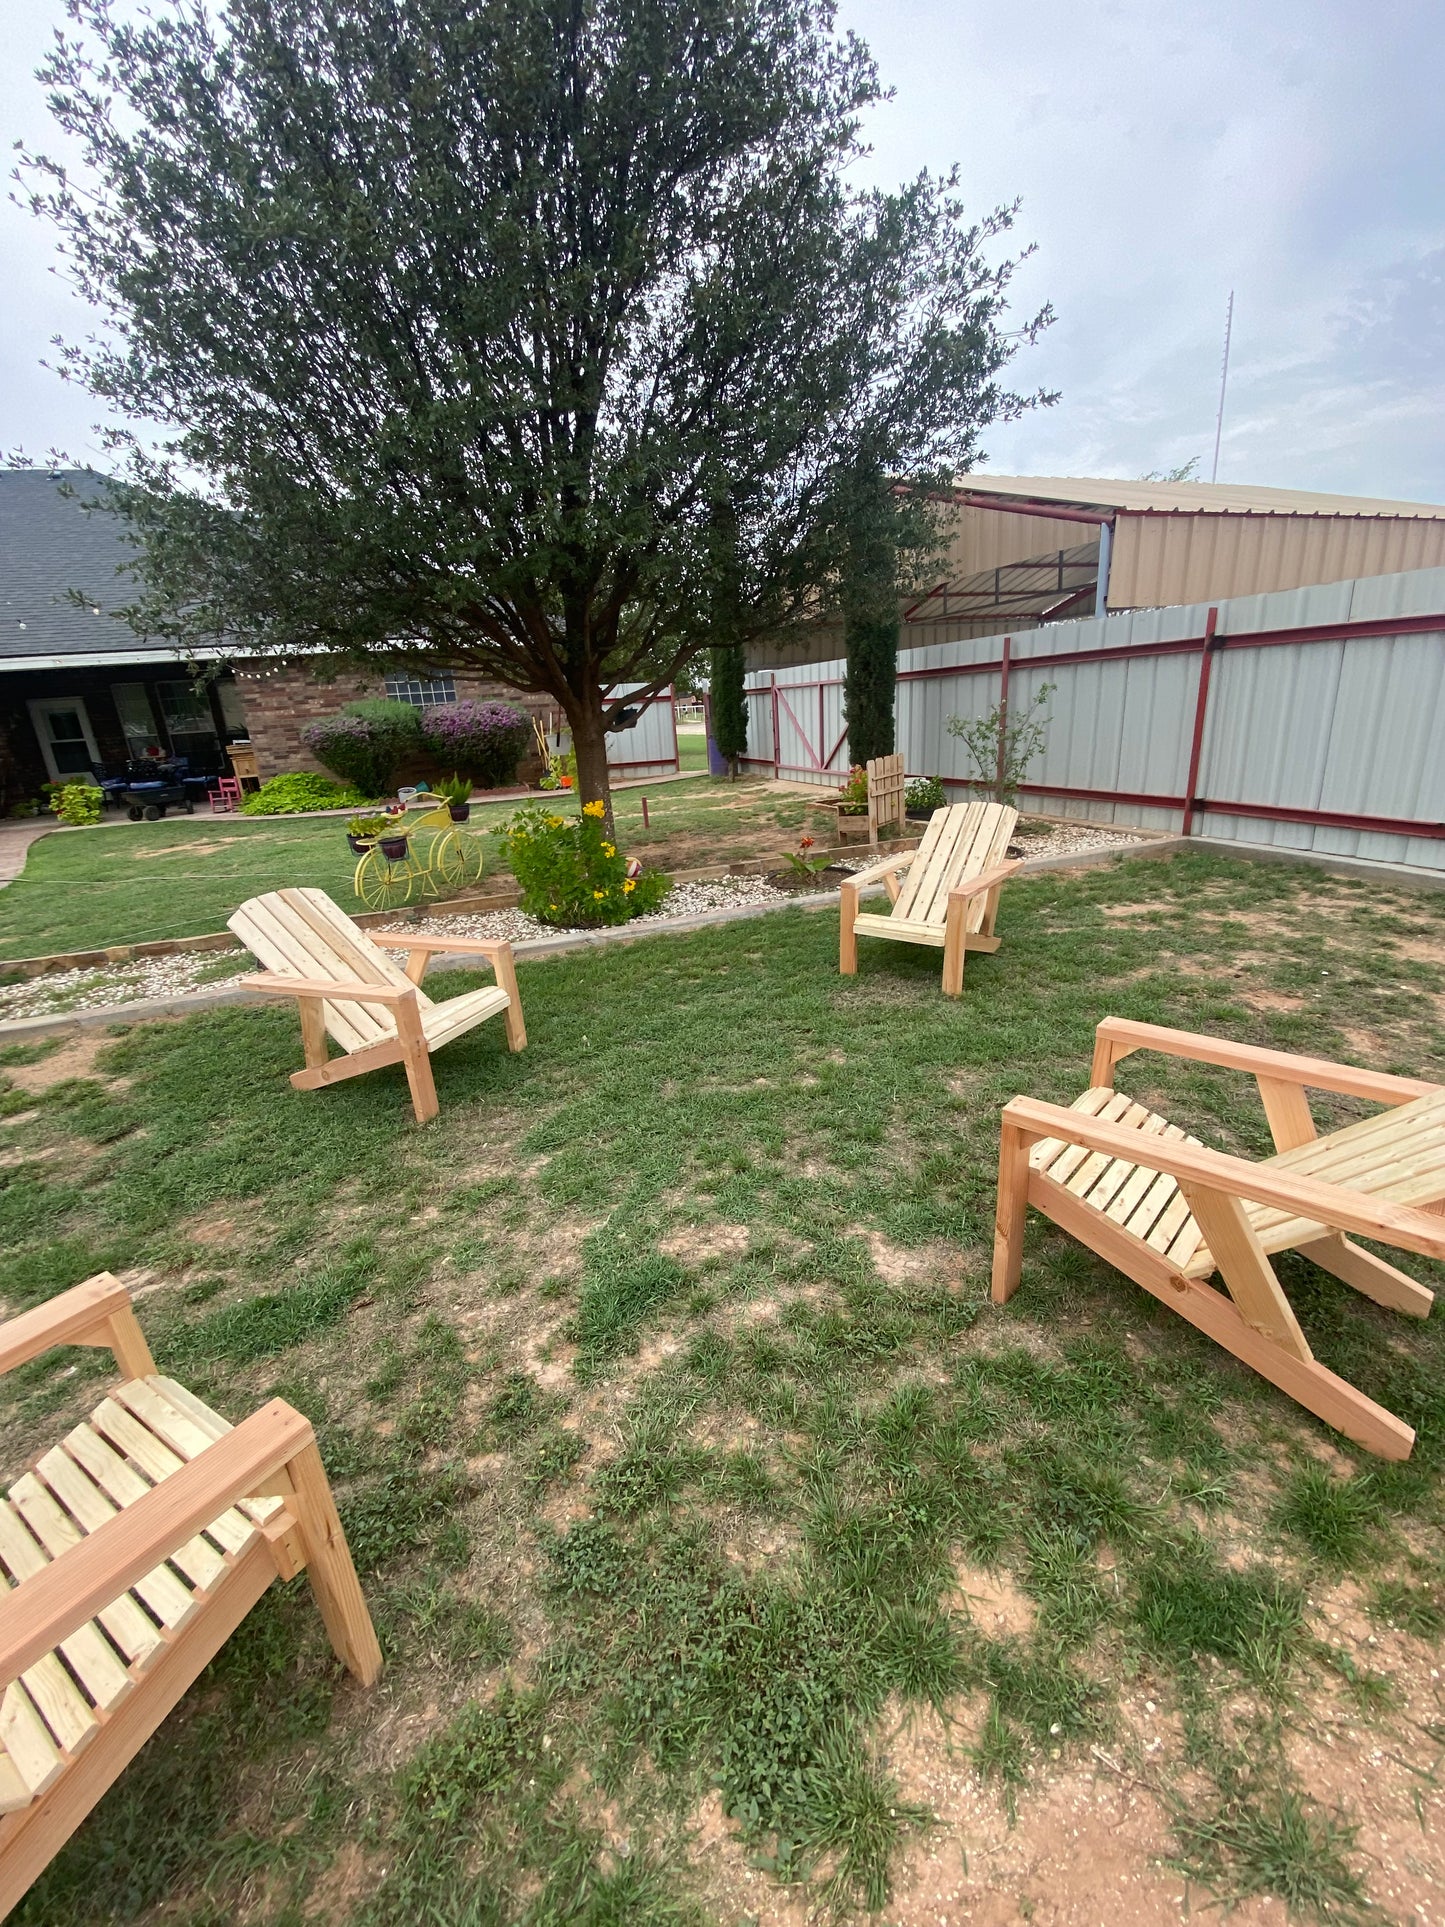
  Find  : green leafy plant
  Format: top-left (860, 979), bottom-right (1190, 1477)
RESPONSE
top-left (905, 775), bottom-right (946, 814)
top-left (946, 682), bottom-right (1055, 803)
top-left (504, 801), bottom-right (669, 927)
top-left (780, 834), bottom-right (833, 878)
top-left (51, 783), bottom-right (103, 827)
top-left (302, 699), bottom-right (423, 796)
top-left (432, 773), bottom-right (473, 809)
top-left (347, 812), bottom-right (392, 840)
top-left (239, 771), bottom-right (370, 816)
top-left (835, 765), bottom-right (868, 815)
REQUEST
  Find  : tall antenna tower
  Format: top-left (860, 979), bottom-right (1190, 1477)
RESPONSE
top-left (1210, 290), bottom-right (1234, 484)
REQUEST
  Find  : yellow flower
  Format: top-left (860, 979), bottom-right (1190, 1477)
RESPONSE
top-left (546, 814), bottom-right (564, 829)
top-left (601, 841), bottom-right (615, 857)
top-left (593, 888), bottom-right (606, 900)
top-left (624, 877), bottom-right (636, 893)
top-left (582, 800), bottom-right (606, 818)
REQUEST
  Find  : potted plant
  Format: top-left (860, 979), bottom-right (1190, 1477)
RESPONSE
top-left (347, 810), bottom-right (391, 856)
top-left (435, 772), bottom-right (473, 822)
top-left (905, 775), bottom-right (947, 821)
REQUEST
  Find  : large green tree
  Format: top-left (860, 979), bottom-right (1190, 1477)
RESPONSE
top-left (23, 0), bottom-right (1050, 818)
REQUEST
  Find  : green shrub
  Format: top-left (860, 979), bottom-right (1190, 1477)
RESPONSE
top-left (51, 783), bottom-right (103, 827)
top-left (905, 775), bottom-right (946, 814)
top-left (503, 801), bottom-right (669, 927)
top-left (240, 772), bottom-right (371, 816)
top-left (302, 698), bottom-right (422, 795)
top-left (424, 702), bottom-right (530, 788)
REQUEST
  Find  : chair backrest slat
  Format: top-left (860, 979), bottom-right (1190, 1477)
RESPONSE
top-left (892, 801), bottom-right (1017, 928)
top-left (229, 888), bottom-right (426, 1054)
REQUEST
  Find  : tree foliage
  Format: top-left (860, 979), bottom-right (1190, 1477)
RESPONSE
top-left (21, 0), bottom-right (1051, 815)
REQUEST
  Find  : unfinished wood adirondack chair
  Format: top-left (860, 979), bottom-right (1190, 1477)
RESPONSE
top-left (865, 753), bottom-right (907, 844)
top-left (992, 1017), bottom-right (1445, 1459)
top-left (839, 800), bottom-right (1022, 996)
top-left (229, 886), bottom-right (526, 1125)
top-left (0, 1272), bottom-right (380, 1916)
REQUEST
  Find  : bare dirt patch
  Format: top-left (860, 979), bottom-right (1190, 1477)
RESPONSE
top-left (947, 1561), bottom-right (1037, 1638)
top-left (2, 1032), bottom-right (114, 1092)
top-left (132, 838), bottom-right (237, 860)
top-left (658, 1222), bottom-right (751, 1265)
top-left (849, 1226), bottom-right (971, 1290)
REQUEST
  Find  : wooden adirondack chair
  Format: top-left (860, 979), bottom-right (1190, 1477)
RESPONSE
top-left (991, 1018), bottom-right (1445, 1459)
top-left (839, 800), bottom-right (1022, 996)
top-left (230, 887), bottom-right (526, 1125)
top-left (865, 753), bottom-right (907, 844)
top-left (0, 1273), bottom-right (380, 1916)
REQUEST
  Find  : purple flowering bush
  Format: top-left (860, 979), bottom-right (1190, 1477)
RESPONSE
top-left (301, 698), bottom-right (422, 795)
top-left (424, 700), bottom-right (530, 789)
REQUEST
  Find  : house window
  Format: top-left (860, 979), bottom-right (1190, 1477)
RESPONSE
top-left (384, 671), bottom-right (457, 709)
top-left (111, 683), bottom-right (164, 759)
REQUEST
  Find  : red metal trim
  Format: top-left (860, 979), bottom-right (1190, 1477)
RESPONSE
top-left (1192, 798), bottom-right (1445, 840)
top-left (937, 772), bottom-right (1445, 842)
top-left (995, 635), bottom-right (1012, 801)
top-left (944, 489), bottom-right (1113, 526)
top-left (1180, 607), bottom-right (1219, 838)
top-left (825, 724), bottom-right (849, 770)
top-left (774, 683), bottom-right (822, 768)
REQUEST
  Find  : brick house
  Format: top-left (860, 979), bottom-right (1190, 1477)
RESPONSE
top-left (0, 470), bottom-right (549, 809)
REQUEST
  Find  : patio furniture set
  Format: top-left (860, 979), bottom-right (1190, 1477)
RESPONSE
top-left (0, 784), bottom-right (1439, 1910)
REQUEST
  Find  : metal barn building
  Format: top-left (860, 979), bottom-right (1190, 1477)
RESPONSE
top-left (751, 474), bottom-right (1445, 668)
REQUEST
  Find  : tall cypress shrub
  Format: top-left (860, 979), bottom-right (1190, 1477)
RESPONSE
top-left (842, 479), bottom-right (899, 766)
top-left (710, 645), bottom-right (748, 777)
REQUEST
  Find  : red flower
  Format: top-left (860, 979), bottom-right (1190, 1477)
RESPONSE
top-left (799, 835), bottom-right (815, 851)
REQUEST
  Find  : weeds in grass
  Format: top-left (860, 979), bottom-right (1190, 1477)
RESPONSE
top-left (2, 849), bottom-right (1443, 1920)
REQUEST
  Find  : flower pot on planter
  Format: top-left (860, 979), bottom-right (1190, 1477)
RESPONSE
top-left (379, 834), bottom-right (410, 861)
top-left (347, 834), bottom-right (376, 856)
top-left (448, 802), bottom-right (471, 823)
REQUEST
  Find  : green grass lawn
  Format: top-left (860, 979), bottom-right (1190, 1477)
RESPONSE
top-left (2, 849), bottom-right (1444, 1924)
top-left (0, 777), bottom-right (822, 960)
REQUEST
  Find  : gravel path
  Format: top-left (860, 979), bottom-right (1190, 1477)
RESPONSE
top-left (0, 821), bottom-right (1153, 1023)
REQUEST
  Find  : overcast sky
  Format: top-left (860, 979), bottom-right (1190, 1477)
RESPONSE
top-left (3, 0), bottom-right (1443, 500)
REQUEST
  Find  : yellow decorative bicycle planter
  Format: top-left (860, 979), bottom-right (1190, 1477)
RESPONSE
top-left (349, 802), bottom-right (486, 911)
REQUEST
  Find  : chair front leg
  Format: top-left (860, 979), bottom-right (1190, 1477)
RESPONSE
top-left (991, 1118), bottom-right (1032, 1303)
top-left (298, 997), bottom-right (328, 1070)
top-left (394, 995), bottom-right (439, 1124)
top-left (839, 884), bottom-right (860, 976)
top-left (941, 892), bottom-right (968, 996)
top-left (488, 944), bottom-right (527, 1051)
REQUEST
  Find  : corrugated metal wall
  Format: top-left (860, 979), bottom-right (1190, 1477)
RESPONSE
top-left (605, 685), bottom-right (678, 781)
top-left (744, 565), bottom-right (1445, 869)
top-left (1110, 512), bottom-right (1445, 609)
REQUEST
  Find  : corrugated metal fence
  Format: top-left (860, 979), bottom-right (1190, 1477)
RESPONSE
top-left (743, 566), bottom-right (1445, 870)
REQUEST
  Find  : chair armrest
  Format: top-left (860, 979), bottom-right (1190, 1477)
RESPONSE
top-left (841, 850), bottom-right (918, 891)
top-left (243, 974), bottom-right (415, 1006)
top-left (948, 859), bottom-right (1025, 902)
top-left (0, 1274), bottom-right (138, 1378)
top-left (1091, 1017), bottom-right (1442, 1106)
top-left (379, 933), bottom-right (512, 960)
top-left (1003, 1095), bottom-right (1445, 1261)
top-left (0, 1400), bottom-right (313, 1688)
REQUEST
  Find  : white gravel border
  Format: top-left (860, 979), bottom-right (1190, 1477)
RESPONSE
top-left (0, 822), bottom-right (1155, 1027)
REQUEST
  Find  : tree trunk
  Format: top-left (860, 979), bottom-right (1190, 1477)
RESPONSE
top-left (569, 689), bottom-right (615, 834)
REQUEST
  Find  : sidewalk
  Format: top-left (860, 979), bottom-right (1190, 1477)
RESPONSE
top-left (0, 821), bottom-right (52, 889)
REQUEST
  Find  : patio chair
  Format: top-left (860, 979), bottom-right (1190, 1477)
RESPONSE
top-left (991, 1017), bottom-right (1445, 1459)
top-left (209, 777), bottom-right (243, 814)
top-left (865, 753), bottom-right (907, 843)
top-left (229, 886), bottom-right (526, 1125)
top-left (839, 800), bottom-right (1022, 996)
top-left (0, 1272), bottom-right (380, 1915)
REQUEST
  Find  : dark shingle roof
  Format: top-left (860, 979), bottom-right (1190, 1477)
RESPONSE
top-left (0, 469), bottom-right (148, 660)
